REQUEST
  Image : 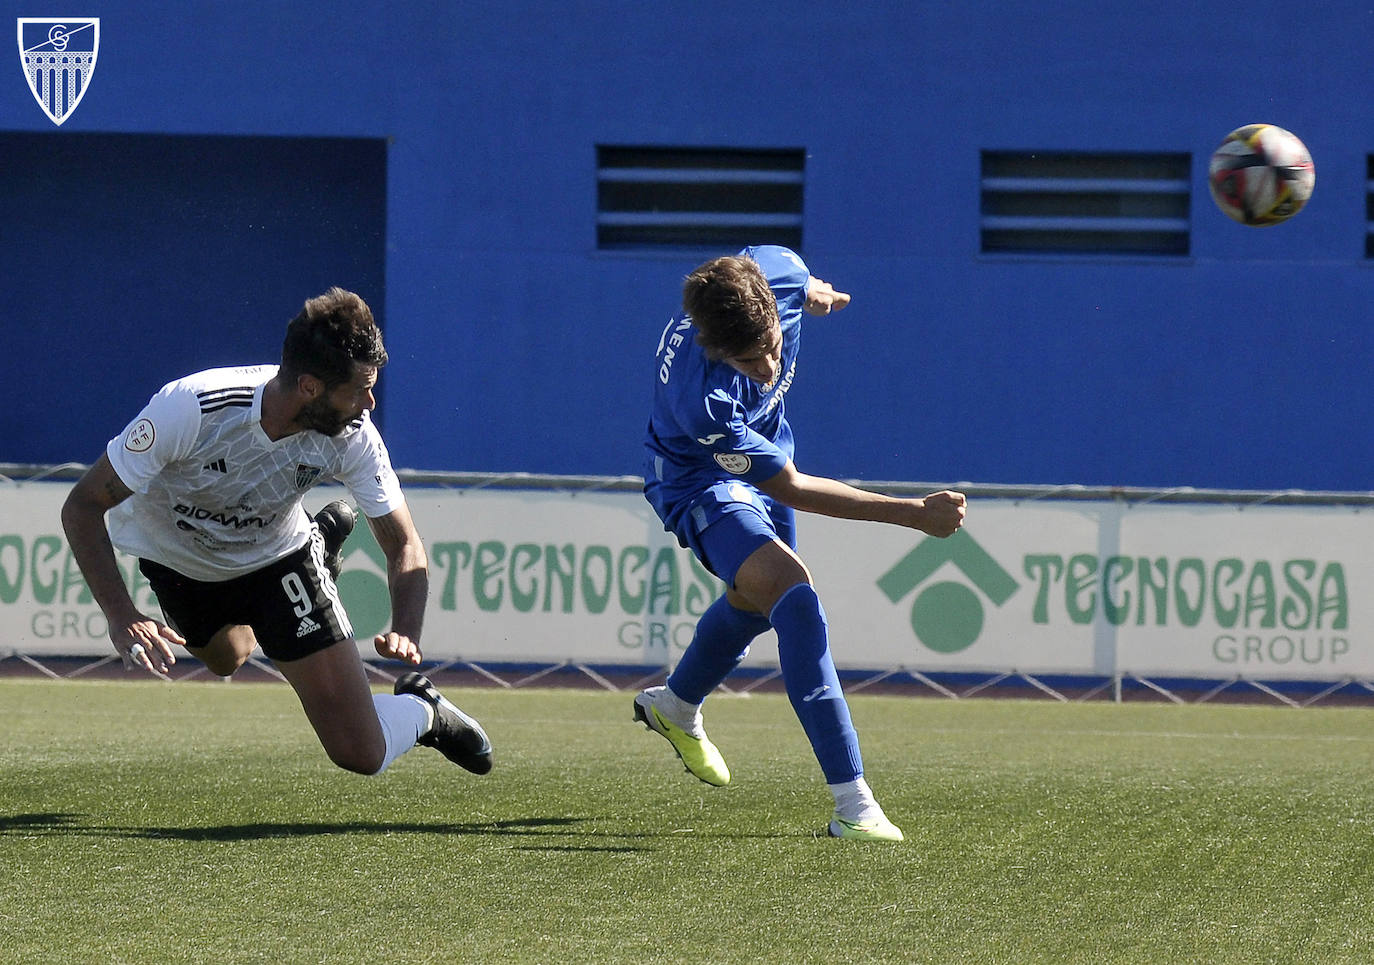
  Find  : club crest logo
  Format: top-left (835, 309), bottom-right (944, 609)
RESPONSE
top-left (18, 19), bottom-right (99, 126)
top-left (295, 464), bottom-right (325, 490)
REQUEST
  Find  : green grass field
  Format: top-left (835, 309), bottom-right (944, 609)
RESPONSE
top-left (2, 678), bottom-right (1373, 964)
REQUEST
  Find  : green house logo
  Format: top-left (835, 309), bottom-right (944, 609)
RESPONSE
top-left (876, 531), bottom-right (1018, 654)
top-left (333, 527), bottom-right (392, 640)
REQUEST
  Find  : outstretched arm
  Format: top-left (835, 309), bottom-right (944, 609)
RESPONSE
top-left (756, 461), bottom-right (966, 537)
top-left (367, 502), bottom-right (428, 664)
top-left (60, 454), bottom-right (184, 673)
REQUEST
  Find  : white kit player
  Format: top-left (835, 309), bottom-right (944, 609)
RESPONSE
top-left (62, 288), bottom-right (492, 778)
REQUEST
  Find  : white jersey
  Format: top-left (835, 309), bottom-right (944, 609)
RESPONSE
top-left (105, 365), bottom-right (405, 582)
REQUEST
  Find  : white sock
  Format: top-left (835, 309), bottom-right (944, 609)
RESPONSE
top-left (658, 686), bottom-right (706, 737)
top-left (829, 776), bottom-right (884, 822)
top-left (370, 693), bottom-right (432, 774)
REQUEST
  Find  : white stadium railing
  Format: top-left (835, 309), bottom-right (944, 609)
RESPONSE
top-left (4, 463), bottom-right (1373, 706)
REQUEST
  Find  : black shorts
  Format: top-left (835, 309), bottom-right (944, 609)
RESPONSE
top-left (139, 538), bottom-right (354, 662)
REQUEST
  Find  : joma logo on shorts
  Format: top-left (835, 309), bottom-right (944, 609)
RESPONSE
top-left (172, 503), bottom-right (276, 529)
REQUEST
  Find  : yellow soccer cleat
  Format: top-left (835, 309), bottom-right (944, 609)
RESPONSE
top-left (633, 687), bottom-right (730, 787)
top-left (827, 813), bottom-right (905, 842)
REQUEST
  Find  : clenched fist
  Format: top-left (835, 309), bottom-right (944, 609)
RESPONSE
top-left (914, 490), bottom-right (967, 538)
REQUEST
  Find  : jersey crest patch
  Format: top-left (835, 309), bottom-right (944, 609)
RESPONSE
top-left (294, 464), bottom-right (324, 489)
top-left (714, 452), bottom-right (752, 475)
top-left (124, 419), bottom-right (155, 452)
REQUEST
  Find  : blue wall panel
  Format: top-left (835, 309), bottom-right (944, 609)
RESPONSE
top-left (3, 1), bottom-right (1370, 491)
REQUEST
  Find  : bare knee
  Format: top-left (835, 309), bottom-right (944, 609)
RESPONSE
top-left (194, 651), bottom-right (248, 677)
top-left (273, 640), bottom-right (390, 776)
top-left (732, 540), bottom-right (813, 614)
top-left (319, 719), bottom-right (388, 775)
top-left (326, 746), bottom-right (386, 776)
top-left (190, 625), bottom-right (258, 677)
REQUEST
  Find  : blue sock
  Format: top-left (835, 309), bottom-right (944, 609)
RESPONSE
top-left (667, 595), bottom-right (772, 704)
top-left (770, 583), bottom-right (863, 784)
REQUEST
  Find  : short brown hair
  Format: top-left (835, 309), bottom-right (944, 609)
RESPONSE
top-left (682, 255), bottom-right (778, 359)
top-left (279, 287), bottom-right (388, 388)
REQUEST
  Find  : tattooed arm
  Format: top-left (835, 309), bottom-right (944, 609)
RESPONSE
top-left (60, 454), bottom-right (183, 673)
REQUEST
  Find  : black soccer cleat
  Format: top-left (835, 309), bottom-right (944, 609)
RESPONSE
top-left (394, 672), bottom-right (494, 775)
top-left (313, 500), bottom-right (357, 581)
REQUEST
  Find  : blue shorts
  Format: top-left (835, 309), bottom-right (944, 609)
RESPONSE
top-left (661, 480), bottom-right (797, 588)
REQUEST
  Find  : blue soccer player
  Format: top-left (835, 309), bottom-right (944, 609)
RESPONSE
top-left (636, 246), bottom-right (967, 842)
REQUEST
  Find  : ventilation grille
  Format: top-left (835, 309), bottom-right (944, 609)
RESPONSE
top-left (981, 152), bottom-right (1190, 255)
top-left (597, 146), bottom-right (804, 250)
top-left (1366, 156), bottom-right (1374, 257)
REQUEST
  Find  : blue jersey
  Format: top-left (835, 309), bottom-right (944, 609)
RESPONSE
top-left (644, 245), bottom-right (810, 531)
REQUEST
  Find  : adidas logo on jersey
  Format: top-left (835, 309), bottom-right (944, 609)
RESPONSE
top-left (296, 615), bottom-right (321, 638)
top-left (202, 458), bottom-right (227, 473)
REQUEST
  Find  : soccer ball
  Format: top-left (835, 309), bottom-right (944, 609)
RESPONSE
top-left (1207, 124), bottom-right (1315, 226)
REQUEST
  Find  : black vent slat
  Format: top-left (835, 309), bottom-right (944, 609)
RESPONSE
top-left (1365, 160), bottom-right (1374, 256)
top-left (981, 152), bottom-right (1190, 256)
top-left (597, 146), bottom-right (804, 251)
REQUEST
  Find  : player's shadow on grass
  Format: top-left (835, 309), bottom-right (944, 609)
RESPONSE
top-left (3, 812), bottom-right (792, 845)
top-left (117, 819), bottom-right (788, 846)
top-left (112, 816), bottom-right (588, 841)
top-left (0, 813), bottom-right (584, 841)
top-left (0, 812), bottom-right (83, 835)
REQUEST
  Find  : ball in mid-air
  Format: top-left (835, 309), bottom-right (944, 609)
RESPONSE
top-left (1207, 124), bottom-right (1315, 226)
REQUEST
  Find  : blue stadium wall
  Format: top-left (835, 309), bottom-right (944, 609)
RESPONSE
top-left (2, 1), bottom-right (1370, 492)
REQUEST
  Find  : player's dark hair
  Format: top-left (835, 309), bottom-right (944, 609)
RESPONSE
top-left (279, 287), bottom-right (388, 388)
top-left (683, 255), bottom-right (779, 359)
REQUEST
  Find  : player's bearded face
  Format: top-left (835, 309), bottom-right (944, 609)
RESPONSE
top-left (298, 394), bottom-right (354, 436)
top-left (300, 365), bottom-right (377, 436)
